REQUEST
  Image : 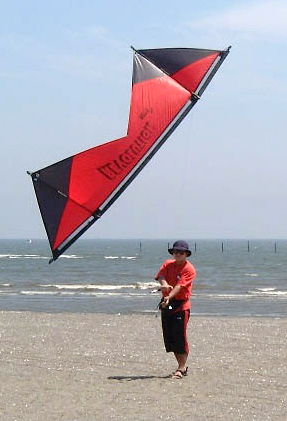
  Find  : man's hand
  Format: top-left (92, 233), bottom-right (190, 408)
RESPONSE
top-left (160, 296), bottom-right (170, 309)
top-left (160, 284), bottom-right (182, 309)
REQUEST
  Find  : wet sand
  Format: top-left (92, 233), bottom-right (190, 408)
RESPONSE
top-left (0, 311), bottom-right (286, 420)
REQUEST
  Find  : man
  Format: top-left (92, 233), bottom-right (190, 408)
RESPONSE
top-left (155, 240), bottom-right (196, 379)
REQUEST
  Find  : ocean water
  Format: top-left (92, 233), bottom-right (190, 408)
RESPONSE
top-left (1, 239), bottom-right (287, 317)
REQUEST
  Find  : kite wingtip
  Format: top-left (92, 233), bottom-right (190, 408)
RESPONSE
top-left (49, 257), bottom-right (54, 264)
top-left (220, 46), bottom-right (232, 57)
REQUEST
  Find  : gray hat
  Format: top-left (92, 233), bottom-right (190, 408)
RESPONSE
top-left (168, 240), bottom-right (191, 257)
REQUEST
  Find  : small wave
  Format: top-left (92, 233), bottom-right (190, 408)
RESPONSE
top-left (104, 256), bottom-right (137, 260)
top-left (82, 292), bottom-right (145, 297)
top-left (248, 289), bottom-right (287, 297)
top-left (121, 256), bottom-right (137, 260)
top-left (0, 254), bottom-right (83, 260)
top-left (0, 254), bottom-right (49, 259)
top-left (12, 255), bottom-right (49, 259)
top-left (0, 292), bottom-right (17, 296)
top-left (40, 284), bottom-right (137, 291)
top-left (135, 281), bottom-right (158, 290)
top-left (20, 290), bottom-right (58, 295)
top-left (20, 290), bottom-right (83, 296)
top-left (19, 290), bottom-right (143, 297)
top-left (245, 273), bottom-right (258, 277)
top-left (59, 255), bottom-right (84, 259)
top-left (39, 282), bottom-right (158, 291)
top-left (195, 293), bottom-right (249, 299)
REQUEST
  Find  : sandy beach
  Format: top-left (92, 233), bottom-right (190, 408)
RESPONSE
top-left (0, 311), bottom-right (286, 420)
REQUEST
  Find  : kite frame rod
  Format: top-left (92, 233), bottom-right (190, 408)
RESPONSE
top-left (50, 214), bottom-right (100, 263)
top-left (50, 46), bottom-right (231, 262)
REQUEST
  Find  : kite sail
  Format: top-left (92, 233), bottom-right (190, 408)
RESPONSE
top-left (28, 46), bottom-right (231, 262)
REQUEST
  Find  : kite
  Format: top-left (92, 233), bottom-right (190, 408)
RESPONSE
top-left (28, 46), bottom-right (231, 262)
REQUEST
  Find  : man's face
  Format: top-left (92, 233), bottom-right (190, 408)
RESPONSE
top-left (173, 250), bottom-right (187, 263)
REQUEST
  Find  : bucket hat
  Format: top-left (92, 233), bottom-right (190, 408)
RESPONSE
top-left (168, 240), bottom-right (191, 257)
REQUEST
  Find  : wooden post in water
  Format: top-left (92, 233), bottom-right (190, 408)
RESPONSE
top-left (139, 242), bottom-right (142, 252)
top-left (247, 240), bottom-right (250, 252)
top-left (194, 242), bottom-right (197, 252)
top-left (221, 242), bottom-right (224, 252)
top-left (275, 242), bottom-right (277, 253)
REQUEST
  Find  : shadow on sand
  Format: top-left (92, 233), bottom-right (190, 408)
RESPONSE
top-left (108, 374), bottom-right (170, 381)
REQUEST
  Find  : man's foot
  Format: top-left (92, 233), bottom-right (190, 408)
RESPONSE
top-left (171, 367), bottom-right (188, 379)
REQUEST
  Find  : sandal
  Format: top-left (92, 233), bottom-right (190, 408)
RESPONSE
top-left (171, 367), bottom-right (188, 379)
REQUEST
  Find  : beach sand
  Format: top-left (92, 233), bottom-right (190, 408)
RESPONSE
top-left (0, 311), bottom-right (286, 420)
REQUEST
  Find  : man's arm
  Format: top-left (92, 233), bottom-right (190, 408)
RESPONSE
top-left (160, 284), bottom-right (181, 308)
top-left (157, 276), bottom-right (172, 295)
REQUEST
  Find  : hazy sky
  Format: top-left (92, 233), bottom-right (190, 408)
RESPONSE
top-left (1, 0), bottom-right (287, 241)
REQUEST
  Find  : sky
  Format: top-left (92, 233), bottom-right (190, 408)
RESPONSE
top-left (1, 0), bottom-right (287, 241)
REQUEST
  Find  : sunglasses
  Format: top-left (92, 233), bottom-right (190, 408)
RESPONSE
top-left (173, 249), bottom-right (185, 255)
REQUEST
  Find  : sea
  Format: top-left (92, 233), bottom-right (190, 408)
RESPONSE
top-left (1, 239), bottom-right (287, 318)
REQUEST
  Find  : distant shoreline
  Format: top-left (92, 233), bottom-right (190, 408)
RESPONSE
top-left (2, 237), bottom-right (287, 240)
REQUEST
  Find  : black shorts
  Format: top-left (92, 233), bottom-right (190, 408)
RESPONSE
top-left (161, 309), bottom-right (190, 354)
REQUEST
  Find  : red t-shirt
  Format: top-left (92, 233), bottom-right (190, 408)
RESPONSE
top-left (155, 259), bottom-right (196, 311)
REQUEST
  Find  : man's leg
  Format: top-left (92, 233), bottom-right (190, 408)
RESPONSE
top-left (172, 310), bottom-right (190, 376)
top-left (174, 352), bottom-right (188, 372)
